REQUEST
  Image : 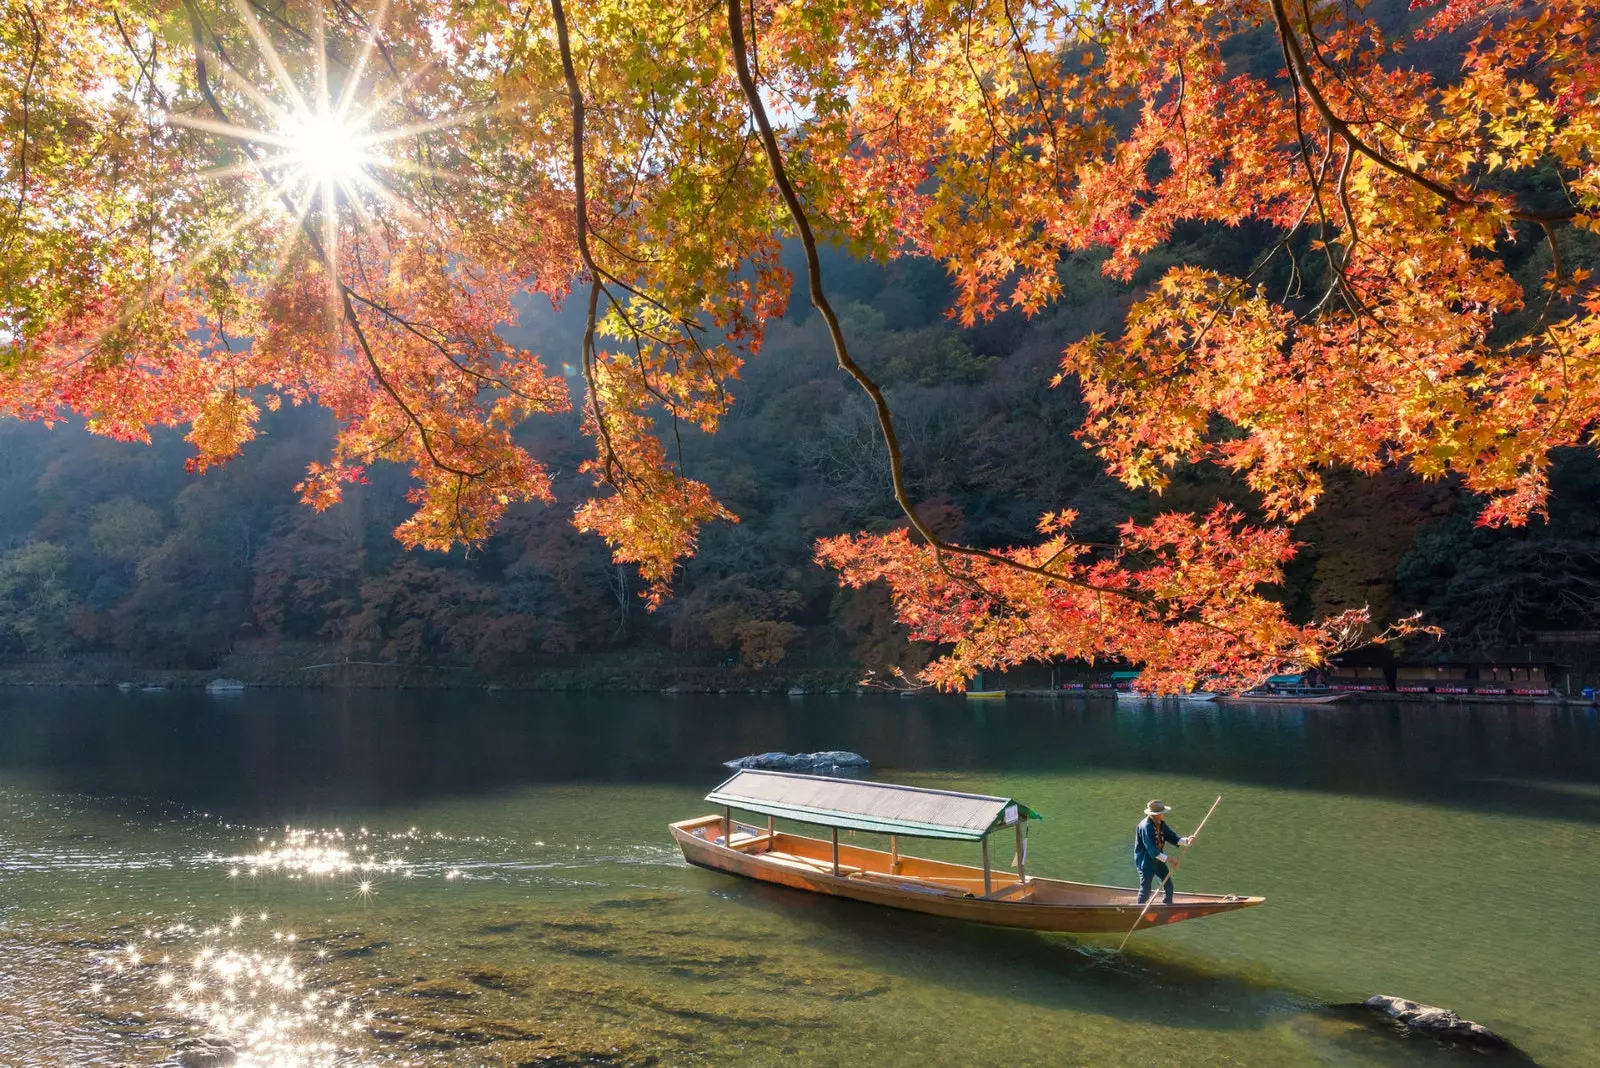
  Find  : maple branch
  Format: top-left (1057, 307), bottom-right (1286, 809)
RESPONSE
top-left (183, 0), bottom-right (488, 508)
top-left (2, 0), bottom-right (42, 272)
top-left (113, 11), bottom-right (171, 112)
top-left (1537, 218), bottom-right (1565, 284)
top-left (725, 0), bottom-right (1143, 605)
top-left (999, 0), bottom-right (1063, 185)
top-left (1269, 0), bottom-right (1575, 227)
top-left (343, 289), bottom-right (539, 401)
top-left (337, 292), bottom-right (489, 483)
top-left (550, 0), bottom-right (630, 490)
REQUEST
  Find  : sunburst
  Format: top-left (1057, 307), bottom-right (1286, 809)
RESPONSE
top-left (168, 0), bottom-right (406, 221)
top-left (156, 0), bottom-right (482, 345)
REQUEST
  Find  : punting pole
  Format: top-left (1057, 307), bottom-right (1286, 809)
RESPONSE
top-left (1114, 795), bottom-right (1222, 954)
top-left (981, 835), bottom-right (992, 895)
top-left (831, 827), bottom-right (840, 875)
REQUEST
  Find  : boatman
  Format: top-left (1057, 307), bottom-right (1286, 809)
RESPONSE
top-left (1134, 800), bottom-right (1192, 905)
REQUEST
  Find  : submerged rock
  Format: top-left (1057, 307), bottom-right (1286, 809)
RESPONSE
top-left (722, 751), bottom-right (869, 772)
top-left (1360, 995), bottom-right (1509, 1049)
top-left (175, 1038), bottom-right (237, 1067)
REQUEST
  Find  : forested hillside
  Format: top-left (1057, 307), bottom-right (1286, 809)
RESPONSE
top-left (4, 231), bottom-right (1598, 685)
top-left (3, 0), bottom-right (1598, 687)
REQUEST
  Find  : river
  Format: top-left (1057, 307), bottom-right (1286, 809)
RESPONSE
top-left (1, 689), bottom-right (1596, 1066)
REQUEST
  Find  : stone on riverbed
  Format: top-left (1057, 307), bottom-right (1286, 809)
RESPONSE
top-left (175, 1038), bottom-right (237, 1067)
top-left (1361, 994), bottom-right (1509, 1049)
top-left (722, 751), bottom-right (869, 772)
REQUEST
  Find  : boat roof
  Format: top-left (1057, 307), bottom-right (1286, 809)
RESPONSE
top-left (705, 770), bottom-right (1041, 841)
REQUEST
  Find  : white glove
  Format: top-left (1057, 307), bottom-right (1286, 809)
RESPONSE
top-left (1179, 836), bottom-right (1193, 847)
top-left (1156, 852), bottom-right (1168, 863)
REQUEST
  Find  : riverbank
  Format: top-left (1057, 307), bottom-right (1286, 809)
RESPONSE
top-left (4, 644), bottom-right (1596, 705)
top-left (4, 675), bottom-right (1596, 708)
top-left (0, 643), bottom-right (864, 694)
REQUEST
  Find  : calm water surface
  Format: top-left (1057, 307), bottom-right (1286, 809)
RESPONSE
top-left (1, 690), bottom-right (1597, 1066)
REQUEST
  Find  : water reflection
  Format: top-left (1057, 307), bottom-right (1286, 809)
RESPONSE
top-left (1, 690), bottom-right (1596, 822)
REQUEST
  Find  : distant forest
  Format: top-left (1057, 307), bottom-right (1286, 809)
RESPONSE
top-left (3, 2), bottom-right (1598, 685)
top-left (4, 232), bottom-right (1598, 684)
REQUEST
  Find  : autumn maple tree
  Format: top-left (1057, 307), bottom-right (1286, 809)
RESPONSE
top-left (2, 0), bottom-right (1596, 690)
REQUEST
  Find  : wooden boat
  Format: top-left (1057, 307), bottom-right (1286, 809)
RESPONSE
top-left (964, 689), bottom-right (1007, 700)
top-left (1218, 690), bottom-right (1348, 705)
top-left (1110, 672), bottom-right (1215, 702)
top-left (1115, 689), bottom-right (1217, 703)
top-left (670, 771), bottom-right (1263, 934)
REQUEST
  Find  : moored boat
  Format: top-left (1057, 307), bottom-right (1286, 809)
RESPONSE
top-left (670, 770), bottom-right (1263, 934)
top-left (1115, 689), bottom-right (1217, 703)
top-left (1110, 670), bottom-right (1215, 701)
top-left (1218, 690), bottom-right (1348, 705)
top-left (1217, 675), bottom-right (1347, 704)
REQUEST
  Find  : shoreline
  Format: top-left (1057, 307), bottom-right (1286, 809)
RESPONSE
top-left (2, 675), bottom-right (1595, 708)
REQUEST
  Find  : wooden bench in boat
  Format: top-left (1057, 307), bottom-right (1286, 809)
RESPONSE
top-left (847, 869), bottom-right (975, 898)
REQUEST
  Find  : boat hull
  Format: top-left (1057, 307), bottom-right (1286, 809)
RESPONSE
top-left (670, 817), bottom-right (1262, 934)
top-left (1218, 692), bottom-right (1348, 704)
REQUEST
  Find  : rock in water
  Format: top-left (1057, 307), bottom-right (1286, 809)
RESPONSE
top-left (722, 751), bottom-right (870, 772)
top-left (176, 1038), bottom-right (238, 1067)
top-left (1362, 995), bottom-right (1509, 1049)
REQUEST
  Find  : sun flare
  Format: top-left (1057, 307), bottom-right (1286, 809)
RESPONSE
top-left (280, 109), bottom-right (371, 190)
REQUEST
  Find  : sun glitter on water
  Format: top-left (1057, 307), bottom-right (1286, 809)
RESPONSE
top-left (212, 827), bottom-right (413, 883)
top-left (85, 918), bottom-right (394, 1068)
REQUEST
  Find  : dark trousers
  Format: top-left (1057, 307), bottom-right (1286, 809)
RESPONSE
top-left (1136, 861), bottom-right (1173, 904)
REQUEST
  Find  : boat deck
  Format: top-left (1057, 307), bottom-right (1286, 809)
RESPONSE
top-left (670, 772), bottom-right (1262, 933)
top-left (677, 816), bottom-right (1233, 909)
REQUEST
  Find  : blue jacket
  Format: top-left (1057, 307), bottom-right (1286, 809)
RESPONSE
top-left (1133, 816), bottom-right (1182, 871)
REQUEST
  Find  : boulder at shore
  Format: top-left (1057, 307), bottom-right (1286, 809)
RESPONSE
top-left (722, 751), bottom-right (870, 772)
top-left (1360, 995), bottom-right (1509, 1050)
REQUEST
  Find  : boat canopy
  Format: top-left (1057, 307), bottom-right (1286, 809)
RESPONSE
top-left (1110, 670), bottom-right (1142, 680)
top-left (705, 770), bottom-right (1041, 841)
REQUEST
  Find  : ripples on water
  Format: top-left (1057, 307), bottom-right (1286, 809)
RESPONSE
top-left (3, 692), bottom-right (1599, 1066)
top-left (2, 802), bottom-right (704, 1067)
top-left (84, 917), bottom-right (380, 1068)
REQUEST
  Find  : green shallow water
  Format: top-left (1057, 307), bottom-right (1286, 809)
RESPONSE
top-left (0, 690), bottom-right (1596, 1066)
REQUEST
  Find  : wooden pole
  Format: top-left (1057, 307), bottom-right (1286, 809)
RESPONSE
top-left (981, 835), bottom-right (992, 895)
top-left (767, 814), bottom-right (774, 842)
top-left (890, 834), bottom-right (900, 874)
top-left (724, 806), bottom-right (732, 847)
top-left (1015, 821), bottom-right (1027, 885)
top-left (831, 827), bottom-right (840, 875)
top-left (1114, 795), bottom-right (1223, 954)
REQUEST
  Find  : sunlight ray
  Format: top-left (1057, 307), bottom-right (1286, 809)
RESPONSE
top-left (338, 0), bottom-right (395, 120)
top-left (209, 58), bottom-right (299, 131)
top-left (166, 113), bottom-right (301, 152)
top-left (230, 0), bottom-right (311, 121)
